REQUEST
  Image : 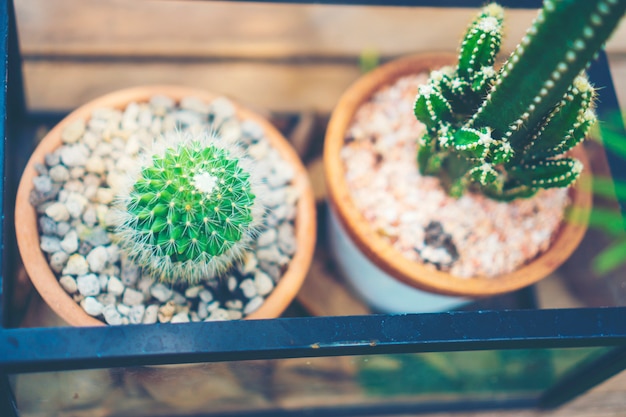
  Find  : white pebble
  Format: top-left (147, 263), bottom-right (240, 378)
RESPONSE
top-left (45, 203), bottom-right (70, 222)
top-left (59, 275), bottom-right (78, 294)
top-left (150, 283), bottom-right (173, 302)
top-left (60, 144), bottom-right (89, 167)
top-left (103, 305), bottom-right (123, 325)
top-left (239, 279), bottom-right (258, 299)
top-left (278, 223), bottom-right (297, 256)
top-left (86, 246), bottom-right (109, 273)
top-left (254, 271), bottom-right (274, 296)
top-left (184, 286), bottom-right (203, 298)
top-left (62, 254), bottom-right (89, 275)
top-left (77, 273), bottom-right (101, 296)
top-left (107, 276), bottom-right (125, 296)
top-left (49, 165), bottom-right (70, 183)
top-left (122, 288), bottom-right (145, 306)
top-left (65, 193), bottom-right (88, 219)
top-left (85, 156), bottom-right (106, 175)
top-left (244, 296), bottom-right (264, 315)
top-left (117, 303), bottom-right (131, 316)
top-left (206, 308), bottom-right (230, 321)
top-left (61, 119), bottom-right (86, 144)
top-left (40, 235), bottom-right (62, 253)
top-left (96, 188), bottom-right (115, 205)
top-left (142, 305), bottom-right (159, 324)
top-left (198, 289), bottom-right (214, 304)
top-left (60, 230), bottom-right (79, 254)
top-left (49, 251), bottom-right (69, 274)
top-left (81, 296), bottom-right (104, 316)
top-left (170, 313), bottom-right (190, 323)
top-left (129, 305), bottom-right (146, 324)
top-left (256, 229), bottom-right (277, 247)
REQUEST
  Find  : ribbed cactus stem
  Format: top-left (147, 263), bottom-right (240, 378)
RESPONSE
top-left (114, 131), bottom-right (262, 284)
top-left (471, 0), bottom-right (626, 151)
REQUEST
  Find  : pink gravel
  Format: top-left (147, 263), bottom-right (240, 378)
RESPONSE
top-left (341, 73), bottom-right (570, 278)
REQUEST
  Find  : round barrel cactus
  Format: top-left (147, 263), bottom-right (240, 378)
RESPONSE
top-left (114, 131), bottom-right (262, 284)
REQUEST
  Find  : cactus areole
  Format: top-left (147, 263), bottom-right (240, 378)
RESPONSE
top-left (414, 0), bottom-right (626, 201)
top-left (115, 132), bottom-right (259, 284)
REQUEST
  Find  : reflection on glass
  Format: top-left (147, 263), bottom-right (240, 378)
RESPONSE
top-left (11, 347), bottom-right (609, 416)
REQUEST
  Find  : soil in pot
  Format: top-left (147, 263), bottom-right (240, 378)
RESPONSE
top-left (16, 86), bottom-right (316, 327)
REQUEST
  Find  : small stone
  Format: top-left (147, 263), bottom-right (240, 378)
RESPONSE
top-left (49, 251), bottom-right (69, 274)
top-left (69, 168), bottom-right (86, 180)
top-left (227, 276), bottom-right (238, 293)
top-left (98, 274), bottom-right (109, 291)
top-left (157, 301), bottom-right (176, 323)
top-left (254, 271), bottom-right (274, 296)
top-left (85, 156), bottom-right (106, 175)
top-left (129, 305), bottom-right (146, 324)
top-left (86, 246), bottom-right (109, 273)
top-left (239, 279), bottom-right (258, 299)
top-left (241, 119), bottom-right (265, 142)
top-left (197, 302), bottom-right (209, 319)
top-left (207, 301), bottom-right (221, 312)
top-left (257, 246), bottom-right (285, 265)
top-left (77, 273), bottom-right (101, 296)
top-left (184, 286), bottom-right (203, 298)
top-left (60, 144), bottom-right (89, 167)
top-left (97, 293), bottom-right (117, 306)
top-left (244, 296), bottom-right (264, 315)
top-left (277, 223), bottom-right (297, 256)
top-left (122, 288), bottom-right (145, 306)
top-left (143, 305), bottom-right (159, 324)
top-left (171, 291), bottom-right (187, 306)
top-left (105, 244), bottom-right (121, 264)
top-left (56, 221), bottom-right (71, 237)
top-left (81, 297), bottom-right (104, 316)
top-left (256, 229), bottom-right (277, 248)
top-left (206, 308), bottom-right (230, 321)
top-left (95, 188), bottom-right (115, 205)
top-left (44, 150), bottom-right (61, 166)
top-left (60, 230), bottom-right (79, 254)
top-left (40, 235), bottom-right (62, 253)
top-left (61, 119), bottom-right (86, 144)
top-left (49, 165), bottom-right (70, 182)
top-left (228, 310), bottom-right (243, 320)
top-left (82, 206), bottom-right (98, 226)
top-left (59, 275), bottom-right (78, 294)
top-left (117, 303), bottom-right (131, 316)
top-left (45, 203), bottom-right (70, 222)
top-left (170, 313), bottom-right (190, 324)
top-left (33, 175), bottom-right (53, 194)
top-left (198, 289), bottom-right (214, 304)
top-left (102, 305), bottom-right (123, 325)
top-left (78, 241), bottom-right (93, 256)
top-left (62, 254), bottom-right (89, 275)
top-left (150, 283), bottom-right (173, 302)
top-left (107, 276), bottom-right (125, 296)
top-left (39, 216), bottom-right (58, 236)
top-left (65, 193), bottom-right (88, 219)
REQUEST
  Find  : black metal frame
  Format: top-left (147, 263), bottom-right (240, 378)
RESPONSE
top-left (1, 0), bottom-right (626, 416)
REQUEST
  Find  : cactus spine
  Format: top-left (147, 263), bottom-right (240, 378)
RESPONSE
top-left (114, 131), bottom-right (262, 284)
top-left (414, 0), bottom-right (625, 201)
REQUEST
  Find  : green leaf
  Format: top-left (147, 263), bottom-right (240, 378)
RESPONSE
top-left (592, 238), bottom-right (626, 276)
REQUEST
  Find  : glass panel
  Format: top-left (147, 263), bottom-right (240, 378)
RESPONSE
top-left (10, 347), bottom-right (609, 416)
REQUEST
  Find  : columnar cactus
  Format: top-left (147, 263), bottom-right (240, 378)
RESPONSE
top-left (414, 0), bottom-right (625, 200)
top-left (114, 131), bottom-right (262, 284)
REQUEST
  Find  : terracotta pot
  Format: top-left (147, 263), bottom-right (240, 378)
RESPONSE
top-left (15, 85), bottom-right (316, 326)
top-left (324, 53), bottom-right (592, 307)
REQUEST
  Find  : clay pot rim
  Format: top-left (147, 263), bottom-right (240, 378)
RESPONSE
top-left (324, 52), bottom-right (592, 297)
top-left (15, 85), bottom-right (317, 327)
